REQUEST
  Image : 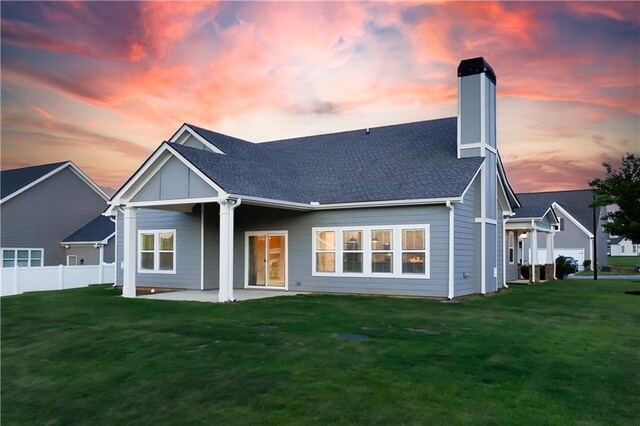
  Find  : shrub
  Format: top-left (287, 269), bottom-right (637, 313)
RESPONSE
top-left (521, 265), bottom-right (530, 280)
top-left (583, 259), bottom-right (592, 270)
top-left (556, 256), bottom-right (573, 279)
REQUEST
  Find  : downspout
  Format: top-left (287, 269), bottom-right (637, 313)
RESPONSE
top-left (227, 198), bottom-right (242, 302)
top-left (446, 201), bottom-right (455, 300)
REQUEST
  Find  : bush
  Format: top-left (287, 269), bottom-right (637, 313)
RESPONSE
top-left (583, 259), bottom-right (592, 270)
top-left (556, 256), bottom-right (573, 279)
top-left (521, 265), bottom-right (530, 280)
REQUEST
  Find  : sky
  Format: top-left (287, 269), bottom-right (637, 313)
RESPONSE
top-left (1, 1), bottom-right (639, 194)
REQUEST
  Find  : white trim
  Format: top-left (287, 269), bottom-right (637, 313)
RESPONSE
top-left (551, 202), bottom-right (594, 238)
top-left (480, 163), bottom-right (486, 294)
top-left (447, 201), bottom-right (455, 299)
top-left (460, 143), bottom-right (497, 155)
top-left (309, 197), bottom-right (462, 210)
top-left (1, 248), bottom-right (44, 268)
top-left (114, 211), bottom-right (119, 285)
top-left (508, 231), bottom-right (515, 265)
top-left (457, 77), bottom-right (462, 159)
top-left (311, 224), bottom-right (430, 279)
top-left (475, 218), bottom-right (497, 225)
top-left (1, 161), bottom-right (108, 205)
top-left (127, 197), bottom-right (222, 208)
top-left (244, 230), bottom-right (289, 290)
top-left (137, 229), bottom-right (177, 274)
top-left (480, 74), bottom-right (486, 157)
top-left (66, 255), bottom-right (78, 266)
top-left (459, 164), bottom-right (483, 201)
top-left (169, 124), bottom-right (225, 154)
top-left (200, 203), bottom-right (205, 291)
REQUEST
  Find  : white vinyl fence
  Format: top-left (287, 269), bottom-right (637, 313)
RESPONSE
top-left (1, 263), bottom-right (115, 297)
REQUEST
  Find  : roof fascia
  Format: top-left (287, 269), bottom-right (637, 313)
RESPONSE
top-left (169, 124), bottom-right (225, 155)
top-left (497, 151), bottom-right (520, 208)
top-left (459, 162), bottom-right (483, 201)
top-left (552, 202), bottom-right (593, 238)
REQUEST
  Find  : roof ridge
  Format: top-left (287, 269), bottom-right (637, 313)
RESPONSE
top-left (517, 188), bottom-right (593, 195)
top-left (1, 160), bottom-right (69, 173)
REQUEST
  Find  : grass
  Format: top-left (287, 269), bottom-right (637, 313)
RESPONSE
top-left (3, 281), bottom-right (640, 425)
top-left (608, 255), bottom-right (640, 268)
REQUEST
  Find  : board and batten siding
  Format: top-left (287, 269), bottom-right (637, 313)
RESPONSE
top-left (232, 204), bottom-right (450, 297)
top-left (116, 207), bottom-right (201, 289)
top-left (0, 167), bottom-right (107, 266)
top-left (454, 174), bottom-right (480, 296)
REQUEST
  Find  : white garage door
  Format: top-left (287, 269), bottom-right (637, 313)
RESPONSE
top-left (553, 248), bottom-right (585, 271)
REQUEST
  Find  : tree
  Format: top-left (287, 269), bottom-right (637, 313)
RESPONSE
top-left (589, 153), bottom-right (640, 244)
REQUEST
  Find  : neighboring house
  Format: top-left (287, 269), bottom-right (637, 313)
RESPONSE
top-left (515, 190), bottom-right (609, 270)
top-left (1, 161), bottom-right (111, 267)
top-left (610, 236), bottom-right (639, 256)
top-left (107, 57), bottom-right (521, 301)
top-left (61, 215), bottom-right (115, 265)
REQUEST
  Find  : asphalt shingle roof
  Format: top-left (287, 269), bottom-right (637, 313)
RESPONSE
top-left (173, 117), bottom-right (485, 205)
top-left (512, 204), bottom-right (552, 219)
top-left (516, 190), bottom-right (595, 228)
top-left (62, 215), bottom-right (115, 243)
top-left (1, 161), bottom-right (68, 199)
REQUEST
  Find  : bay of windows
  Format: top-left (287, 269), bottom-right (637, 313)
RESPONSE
top-left (313, 225), bottom-right (429, 278)
top-left (2, 248), bottom-right (43, 268)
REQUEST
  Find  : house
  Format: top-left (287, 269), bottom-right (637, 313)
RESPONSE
top-left (107, 57), bottom-right (524, 301)
top-left (515, 190), bottom-right (609, 270)
top-left (61, 215), bottom-right (115, 265)
top-left (1, 161), bottom-right (111, 267)
top-left (610, 236), bottom-right (640, 256)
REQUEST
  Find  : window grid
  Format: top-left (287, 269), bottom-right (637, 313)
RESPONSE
top-left (2, 248), bottom-right (44, 268)
top-left (315, 231), bottom-right (336, 273)
top-left (138, 230), bottom-right (176, 274)
top-left (371, 229), bottom-right (393, 274)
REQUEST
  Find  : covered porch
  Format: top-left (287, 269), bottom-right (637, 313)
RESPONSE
top-left (139, 288), bottom-right (304, 303)
top-left (505, 206), bottom-right (557, 283)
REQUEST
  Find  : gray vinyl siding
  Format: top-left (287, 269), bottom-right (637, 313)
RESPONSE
top-left (116, 207), bottom-right (201, 289)
top-left (454, 174), bottom-right (479, 296)
top-left (0, 167), bottom-right (107, 266)
top-left (65, 245), bottom-right (100, 265)
top-left (497, 213), bottom-right (503, 289)
top-left (130, 156), bottom-right (217, 202)
top-left (203, 203), bottom-right (220, 290)
top-left (485, 223), bottom-right (497, 293)
top-left (103, 237), bottom-right (115, 263)
top-left (231, 204), bottom-right (450, 297)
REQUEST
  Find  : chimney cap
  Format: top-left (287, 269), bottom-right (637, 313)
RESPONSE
top-left (457, 57), bottom-right (496, 84)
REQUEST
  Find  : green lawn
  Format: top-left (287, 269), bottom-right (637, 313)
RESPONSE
top-left (608, 255), bottom-right (640, 268)
top-left (3, 281), bottom-right (639, 425)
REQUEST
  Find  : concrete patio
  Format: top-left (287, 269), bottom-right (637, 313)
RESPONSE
top-left (138, 289), bottom-right (304, 303)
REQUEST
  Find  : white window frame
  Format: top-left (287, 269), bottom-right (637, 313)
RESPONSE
top-left (508, 231), bottom-right (515, 264)
top-left (314, 230), bottom-right (336, 273)
top-left (370, 228), bottom-right (394, 275)
top-left (311, 224), bottom-right (430, 279)
top-left (2, 248), bottom-right (44, 268)
top-left (67, 255), bottom-right (78, 266)
top-left (137, 229), bottom-right (176, 274)
top-left (342, 229), bottom-right (364, 274)
top-left (244, 230), bottom-right (289, 290)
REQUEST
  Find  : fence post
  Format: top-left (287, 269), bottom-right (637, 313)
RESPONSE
top-left (99, 246), bottom-right (104, 283)
top-left (58, 264), bottom-right (64, 290)
top-left (13, 264), bottom-right (20, 295)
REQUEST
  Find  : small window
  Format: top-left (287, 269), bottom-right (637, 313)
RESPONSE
top-left (343, 230), bottom-right (363, 273)
top-left (402, 229), bottom-right (426, 274)
top-left (315, 231), bottom-right (335, 273)
top-left (1, 248), bottom-right (44, 268)
top-left (621, 246), bottom-right (625, 254)
top-left (67, 255), bottom-right (78, 266)
top-left (508, 232), bottom-right (515, 264)
top-left (138, 230), bottom-right (176, 273)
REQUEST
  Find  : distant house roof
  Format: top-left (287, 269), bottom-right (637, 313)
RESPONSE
top-left (516, 190), bottom-right (595, 229)
top-left (61, 215), bottom-right (114, 244)
top-left (512, 204), bottom-right (553, 219)
top-left (1, 161), bottom-right (108, 204)
top-left (610, 235), bottom-right (624, 245)
top-left (1, 161), bottom-right (68, 199)
top-left (169, 117), bottom-right (487, 205)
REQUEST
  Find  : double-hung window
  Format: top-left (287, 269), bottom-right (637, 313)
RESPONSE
top-left (401, 229), bottom-right (426, 274)
top-left (312, 225), bottom-right (429, 278)
top-left (315, 231), bottom-right (336, 273)
top-left (508, 232), bottom-right (515, 264)
top-left (2, 248), bottom-right (43, 268)
top-left (342, 230), bottom-right (363, 273)
top-left (138, 230), bottom-right (176, 273)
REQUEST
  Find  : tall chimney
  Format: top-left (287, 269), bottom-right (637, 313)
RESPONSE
top-left (457, 57), bottom-right (496, 159)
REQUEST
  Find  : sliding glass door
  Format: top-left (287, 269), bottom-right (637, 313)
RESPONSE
top-left (247, 232), bottom-right (287, 288)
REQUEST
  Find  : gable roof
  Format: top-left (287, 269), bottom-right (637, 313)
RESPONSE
top-left (61, 214), bottom-right (115, 244)
top-left (516, 190), bottom-right (594, 229)
top-left (168, 117), bottom-right (485, 205)
top-left (1, 161), bottom-right (67, 199)
top-left (1, 161), bottom-right (108, 204)
top-left (512, 204), bottom-right (553, 220)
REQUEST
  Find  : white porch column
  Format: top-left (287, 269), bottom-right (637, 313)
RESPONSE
top-left (218, 200), bottom-right (231, 302)
top-left (98, 245), bottom-right (105, 283)
top-left (122, 206), bottom-right (137, 298)
top-left (546, 232), bottom-right (554, 265)
top-left (531, 226), bottom-right (538, 283)
top-left (551, 230), bottom-right (556, 278)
